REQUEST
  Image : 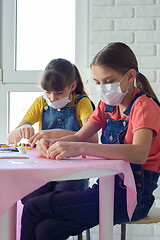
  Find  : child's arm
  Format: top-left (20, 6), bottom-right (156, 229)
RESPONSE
top-left (40, 127), bottom-right (153, 164)
top-left (82, 118), bottom-right (98, 143)
top-left (36, 121), bottom-right (100, 157)
top-left (7, 120), bottom-right (35, 144)
top-left (29, 118), bottom-right (98, 147)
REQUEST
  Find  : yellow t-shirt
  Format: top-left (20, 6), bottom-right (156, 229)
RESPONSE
top-left (23, 93), bottom-right (93, 131)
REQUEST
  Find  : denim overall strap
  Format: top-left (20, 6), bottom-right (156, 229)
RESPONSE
top-left (75, 94), bottom-right (95, 111)
top-left (104, 104), bottom-right (114, 113)
top-left (101, 92), bottom-right (146, 144)
top-left (123, 91), bottom-right (145, 116)
top-left (146, 93), bottom-right (160, 106)
top-left (124, 91), bottom-right (160, 116)
top-left (74, 94), bottom-right (88, 104)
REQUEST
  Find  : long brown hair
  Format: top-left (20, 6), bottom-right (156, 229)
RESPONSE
top-left (91, 42), bottom-right (158, 99)
top-left (40, 58), bottom-right (87, 95)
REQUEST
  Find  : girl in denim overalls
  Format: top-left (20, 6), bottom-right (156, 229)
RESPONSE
top-left (8, 58), bottom-right (97, 203)
top-left (20, 43), bottom-right (160, 240)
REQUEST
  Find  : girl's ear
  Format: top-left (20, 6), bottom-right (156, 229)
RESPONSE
top-left (127, 69), bottom-right (137, 83)
top-left (70, 81), bottom-right (77, 92)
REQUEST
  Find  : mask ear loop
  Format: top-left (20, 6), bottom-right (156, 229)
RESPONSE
top-left (69, 80), bottom-right (77, 99)
top-left (119, 71), bottom-right (131, 93)
top-left (64, 85), bottom-right (74, 101)
top-left (126, 69), bottom-right (138, 91)
top-left (119, 71), bottom-right (128, 85)
top-left (68, 86), bottom-right (73, 101)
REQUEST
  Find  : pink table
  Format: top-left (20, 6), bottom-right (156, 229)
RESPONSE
top-left (0, 150), bottom-right (137, 240)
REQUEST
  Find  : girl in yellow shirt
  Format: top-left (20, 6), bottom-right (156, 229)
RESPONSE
top-left (8, 58), bottom-right (96, 145)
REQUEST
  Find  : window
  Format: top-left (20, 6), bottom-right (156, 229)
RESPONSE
top-left (9, 92), bottom-right (42, 133)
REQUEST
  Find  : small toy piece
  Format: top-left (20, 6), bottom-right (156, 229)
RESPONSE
top-left (33, 144), bottom-right (36, 148)
top-left (14, 140), bottom-right (17, 148)
top-left (26, 147), bottom-right (32, 150)
top-left (17, 146), bottom-right (27, 154)
top-left (46, 142), bottom-right (49, 149)
top-left (1, 144), bottom-right (8, 148)
top-left (82, 155), bottom-right (86, 158)
top-left (0, 148), bottom-right (18, 152)
top-left (21, 143), bottom-right (25, 147)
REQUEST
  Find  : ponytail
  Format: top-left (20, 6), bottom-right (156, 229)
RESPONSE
top-left (136, 73), bottom-right (158, 100)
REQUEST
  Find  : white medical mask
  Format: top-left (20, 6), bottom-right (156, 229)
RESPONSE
top-left (97, 72), bottom-right (128, 106)
top-left (43, 93), bottom-right (72, 109)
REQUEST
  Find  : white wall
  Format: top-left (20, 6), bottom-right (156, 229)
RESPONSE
top-left (89, 0), bottom-right (160, 240)
top-left (0, 0), bottom-right (2, 67)
top-left (89, 0), bottom-right (160, 106)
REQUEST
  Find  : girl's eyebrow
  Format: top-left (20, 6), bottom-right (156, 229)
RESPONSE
top-left (56, 90), bottom-right (64, 93)
top-left (93, 78), bottom-right (99, 81)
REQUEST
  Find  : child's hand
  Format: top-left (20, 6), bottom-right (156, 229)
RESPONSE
top-left (18, 125), bottom-right (35, 140)
top-left (36, 139), bottom-right (56, 157)
top-left (47, 141), bottom-right (82, 160)
top-left (29, 129), bottom-right (62, 147)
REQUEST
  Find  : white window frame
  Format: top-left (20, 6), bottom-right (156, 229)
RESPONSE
top-left (0, 0), bottom-right (89, 142)
top-left (2, 0), bottom-right (89, 83)
top-left (0, 84), bottom-right (44, 142)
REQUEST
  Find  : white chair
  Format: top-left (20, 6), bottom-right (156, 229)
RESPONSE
top-left (121, 206), bottom-right (160, 240)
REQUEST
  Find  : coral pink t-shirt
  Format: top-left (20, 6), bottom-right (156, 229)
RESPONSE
top-left (89, 88), bottom-right (160, 172)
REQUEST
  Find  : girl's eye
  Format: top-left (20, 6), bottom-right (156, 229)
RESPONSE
top-left (106, 81), bottom-right (113, 84)
top-left (93, 80), bottom-right (100, 85)
top-left (56, 92), bottom-right (63, 95)
top-left (104, 79), bottom-right (115, 84)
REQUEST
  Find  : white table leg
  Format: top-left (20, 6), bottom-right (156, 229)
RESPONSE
top-left (0, 211), bottom-right (9, 240)
top-left (9, 204), bottom-right (17, 240)
top-left (0, 204), bottom-right (17, 240)
top-left (99, 175), bottom-right (115, 240)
